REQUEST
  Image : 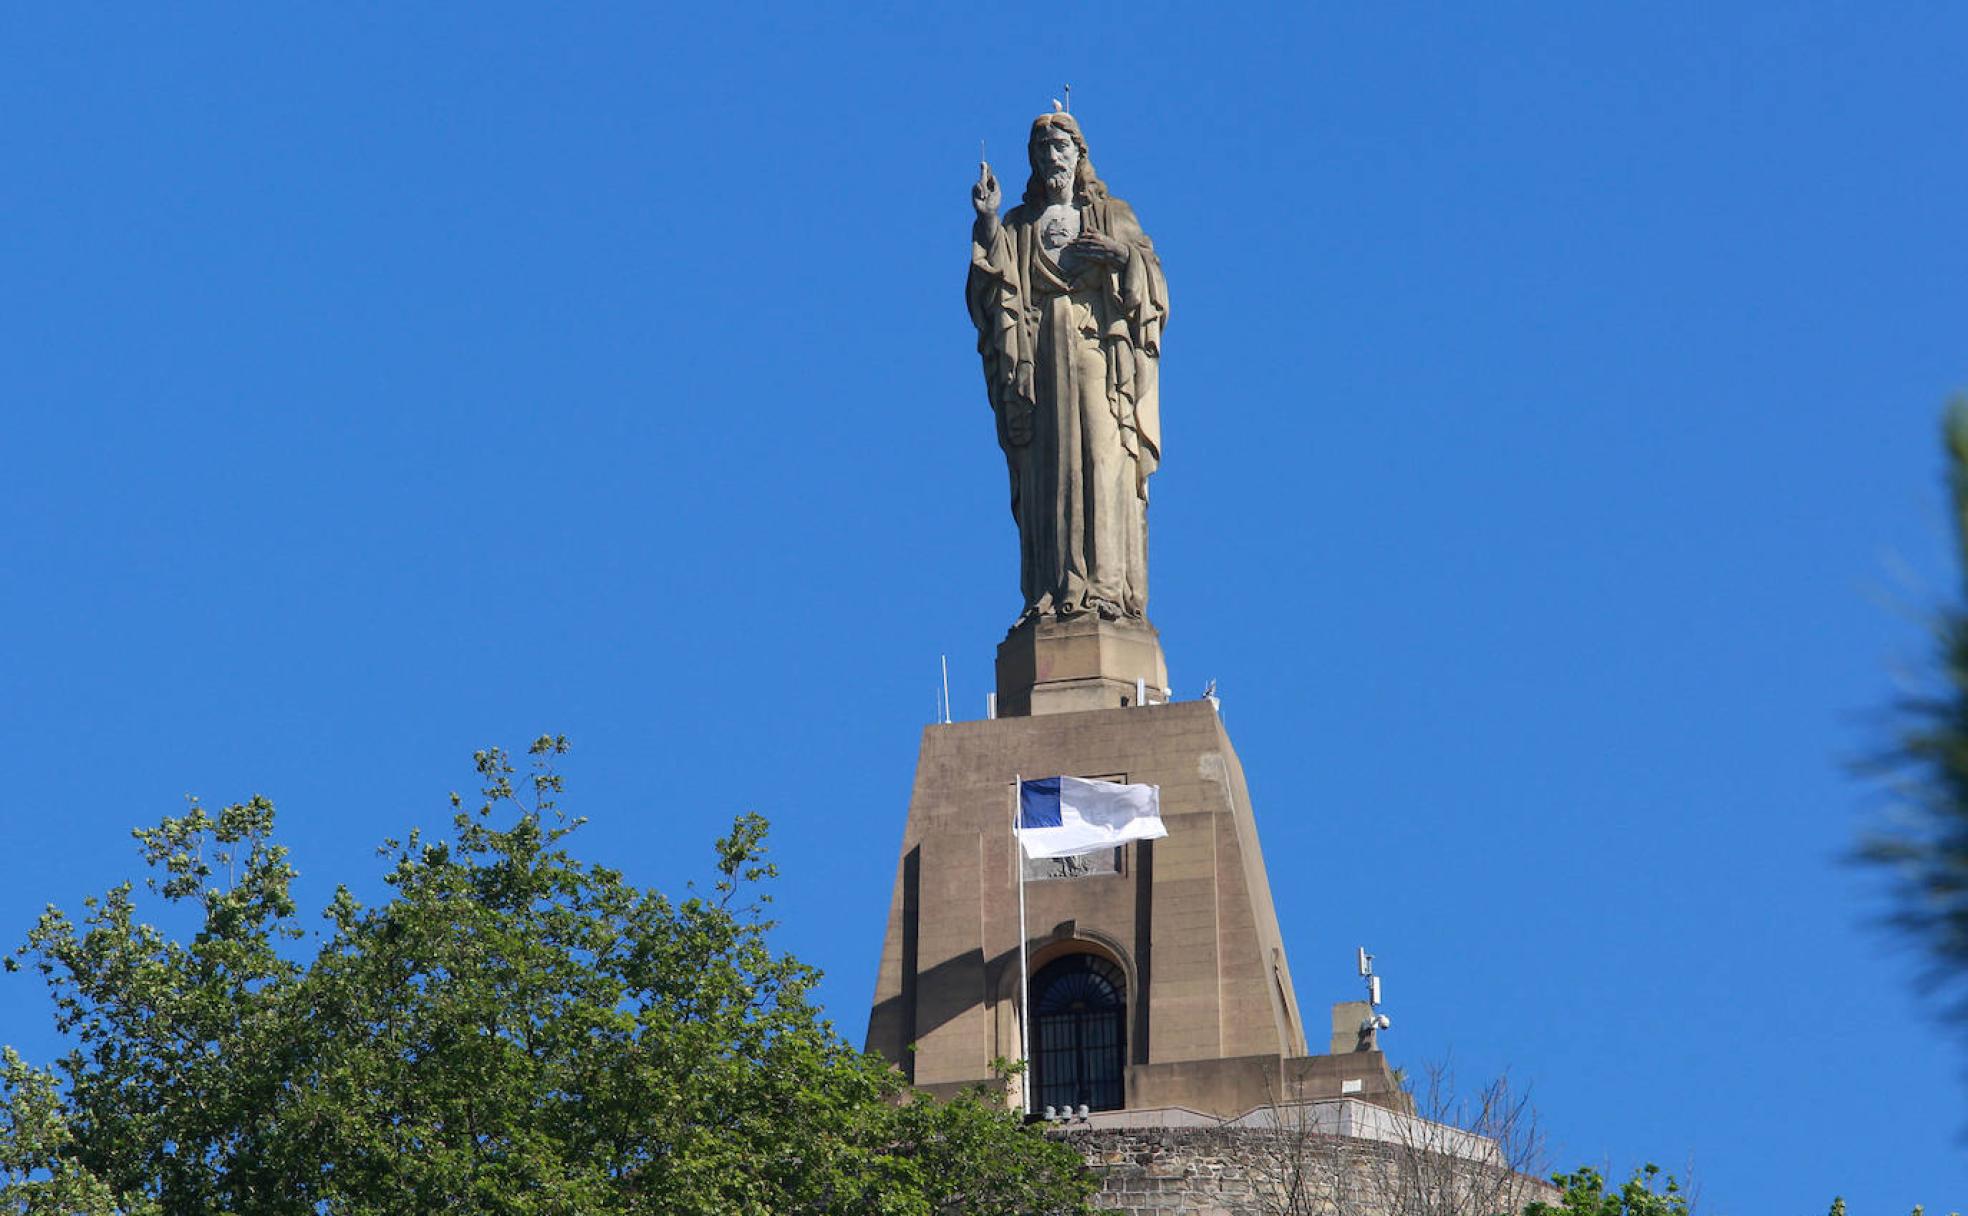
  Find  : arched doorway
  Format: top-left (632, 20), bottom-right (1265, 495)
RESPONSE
top-left (1030, 952), bottom-right (1127, 1112)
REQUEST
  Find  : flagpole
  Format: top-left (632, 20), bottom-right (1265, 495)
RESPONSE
top-left (1014, 772), bottom-right (1032, 1117)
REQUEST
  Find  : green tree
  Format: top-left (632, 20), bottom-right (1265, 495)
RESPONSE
top-left (0, 738), bottom-right (1093, 1216)
top-left (1861, 397), bottom-right (1968, 1038)
top-left (1521, 1164), bottom-right (1689, 1216)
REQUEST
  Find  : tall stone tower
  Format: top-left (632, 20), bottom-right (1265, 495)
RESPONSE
top-left (863, 108), bottom-right (1402, 1120)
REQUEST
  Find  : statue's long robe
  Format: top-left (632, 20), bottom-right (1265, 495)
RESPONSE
top-left (968, 193), bottom-right (1169, 619)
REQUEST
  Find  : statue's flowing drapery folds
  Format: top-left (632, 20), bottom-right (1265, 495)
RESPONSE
top-left (967, 115), bottom-right (1169, 623)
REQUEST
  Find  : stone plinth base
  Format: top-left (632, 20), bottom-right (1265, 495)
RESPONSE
top-left (865, 701), bottom-right (1311, 1117)
top-left (996, 615), bottom-right (1170, 717)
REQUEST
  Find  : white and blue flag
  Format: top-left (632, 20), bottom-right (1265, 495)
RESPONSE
top-left (1017, 776), bottom-right (1166, 859)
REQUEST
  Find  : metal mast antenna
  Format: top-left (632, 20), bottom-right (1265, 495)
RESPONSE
top-left (1356, 947), bottom-right (1392, 1041)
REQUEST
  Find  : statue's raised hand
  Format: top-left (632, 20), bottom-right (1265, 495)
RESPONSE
top-left (972, 161), bottom-right (1001, 218)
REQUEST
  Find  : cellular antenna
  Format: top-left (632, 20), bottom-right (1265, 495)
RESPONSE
top-left (1356, 946), bottom-right (1392, 1038)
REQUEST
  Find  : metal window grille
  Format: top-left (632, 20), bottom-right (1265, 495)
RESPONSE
top-left (1032, 953), bottom-right (1126, 1112)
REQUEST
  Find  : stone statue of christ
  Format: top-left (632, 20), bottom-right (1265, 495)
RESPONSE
top-left (967, 111), bottom-right (1169, 625)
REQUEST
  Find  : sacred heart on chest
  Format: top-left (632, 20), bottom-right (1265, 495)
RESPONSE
top-left (1038, 205), bottom-right (1081, 255)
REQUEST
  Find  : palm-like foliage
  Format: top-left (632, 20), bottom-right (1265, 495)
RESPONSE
top-left (1861, 397), bottom-right (1968, 1031)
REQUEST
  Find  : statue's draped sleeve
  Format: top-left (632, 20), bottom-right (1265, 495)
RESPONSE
top-left (1092, 199), bottom-right (1169, 495)
top-left (968, 210), bottom-right (1035, 449)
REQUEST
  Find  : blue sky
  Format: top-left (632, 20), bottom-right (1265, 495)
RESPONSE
top-left (4, 5), bottom-right (1965, 1210)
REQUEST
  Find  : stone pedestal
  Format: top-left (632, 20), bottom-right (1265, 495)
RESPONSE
top-left (996, 615), bottom-right (1171, 718)
top-left (863, 701), bottom-right (1389, 1120)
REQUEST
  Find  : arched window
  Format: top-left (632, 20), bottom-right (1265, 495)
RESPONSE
top-left (1030, 953), bottom-right (1127, 1112)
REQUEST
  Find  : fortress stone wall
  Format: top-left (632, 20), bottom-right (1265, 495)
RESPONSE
top-left (1060, 1121), bottom-right (1557, 1216)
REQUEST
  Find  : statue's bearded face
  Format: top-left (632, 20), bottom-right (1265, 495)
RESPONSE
top-left (1035, 127), bottom-right (1080, 199)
